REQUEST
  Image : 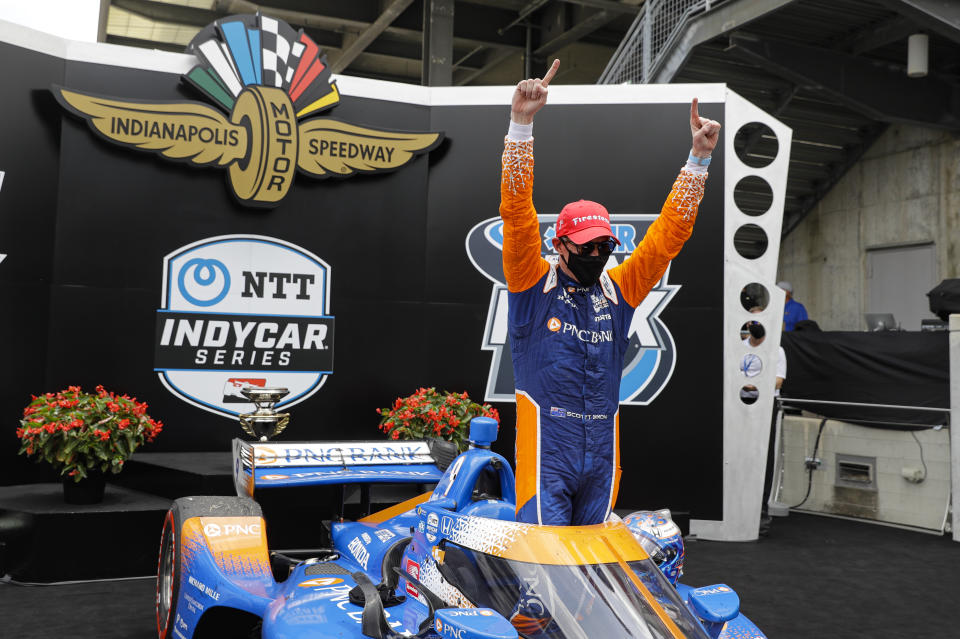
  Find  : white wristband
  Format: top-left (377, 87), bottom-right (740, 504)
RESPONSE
top-left (508, 120), bottom-right (533, 141)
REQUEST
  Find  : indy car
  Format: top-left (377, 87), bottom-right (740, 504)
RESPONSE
top-left (156, 418), bottom-right (766, 639)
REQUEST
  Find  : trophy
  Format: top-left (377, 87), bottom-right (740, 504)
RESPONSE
top-left (238, 387), bottom-right (291, 441)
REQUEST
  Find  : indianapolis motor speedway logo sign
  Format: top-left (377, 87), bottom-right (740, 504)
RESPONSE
top-left (155, 234), bottom-right (333, 418)
top-left (466, 215), bottom-right (680, 405)
top-left (53, 13), bottom-right (442, 207)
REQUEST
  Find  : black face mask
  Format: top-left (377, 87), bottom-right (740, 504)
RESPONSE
top-left (748, 322), bottom-right (765, 340)
top-left (563, 252), bottom-right (607, 287)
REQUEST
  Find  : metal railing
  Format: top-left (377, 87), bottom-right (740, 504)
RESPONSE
top-left (778, 397), bottom-right (950, 429)
top-left (599, 0), bottom-right (729, 85)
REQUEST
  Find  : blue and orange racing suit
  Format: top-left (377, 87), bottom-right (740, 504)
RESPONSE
top-left (500, 126), bottom-right (707, 526)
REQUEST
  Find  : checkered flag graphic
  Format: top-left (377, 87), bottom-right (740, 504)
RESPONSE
top-left (259, 14), bottom-right (299, 90)
top-left (286, 33), bottom-right (308, 86)
top-left (183, 13), bottom-right (340, 115)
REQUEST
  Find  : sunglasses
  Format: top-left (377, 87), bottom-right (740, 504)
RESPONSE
top-left (562, 237), bottom-right (617, 256)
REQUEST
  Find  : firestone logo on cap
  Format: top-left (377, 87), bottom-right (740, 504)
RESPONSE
top-left (555, 200), bottom-right (614, 241)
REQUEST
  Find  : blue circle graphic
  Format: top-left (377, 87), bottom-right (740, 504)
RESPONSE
top-left (177, 258), bottom-right (230, 307)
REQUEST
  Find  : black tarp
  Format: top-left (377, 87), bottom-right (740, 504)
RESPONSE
top-left (780, 331), bottom-right (949, 428)
top-left (928, 279), bottom-right (960, 321)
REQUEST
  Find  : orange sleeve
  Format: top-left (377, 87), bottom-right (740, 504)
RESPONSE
top-left (609, 169), bottom-right (707, 307)
top-left (500, 137), bottom-right (549, 293)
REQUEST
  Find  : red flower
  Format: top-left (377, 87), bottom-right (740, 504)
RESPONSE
top-left (15, 428), bottom-right (24, 439)
top-left (146, 420), bottom-right (164, 442)
top-left (23, 406), bottom-right (36, 416)
top-left (106, 402), bottom-right (120, 412)
top-left (44, 423), bottom-right (57, 434)
top-left (68, 385), bottom-right (82, 393)
top-left (117, 418), bottom-right (130, 430)
top-left (390, 431), bottom-right (400, 440)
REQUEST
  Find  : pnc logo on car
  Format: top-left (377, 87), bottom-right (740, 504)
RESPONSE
top-left (203, 522), bottom-right (261, 538)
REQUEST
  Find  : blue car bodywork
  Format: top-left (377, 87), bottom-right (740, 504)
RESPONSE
top-left (156, 426), bottom-right (767, 639)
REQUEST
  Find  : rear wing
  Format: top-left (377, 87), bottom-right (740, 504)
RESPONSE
top-left (232, 438), bottom-right (446, 496)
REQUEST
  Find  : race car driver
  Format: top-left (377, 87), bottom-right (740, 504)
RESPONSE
top-left (502, 59), bottom-right (720, 526)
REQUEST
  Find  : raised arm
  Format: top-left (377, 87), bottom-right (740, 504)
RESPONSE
top-left (500, 60), bottom-right (559, 293)
top-left (609, 98), bottom-right (721, 307)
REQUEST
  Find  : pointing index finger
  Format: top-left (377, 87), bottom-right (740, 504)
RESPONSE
top-left (542, 59), bottom-right (560, 87)
top-left (690, 97), bottom-right (701, 128)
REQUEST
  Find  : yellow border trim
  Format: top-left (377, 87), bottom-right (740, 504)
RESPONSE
top-left (358, 491), bottom-right (433, 524)
top-left (492, 521), bottom-right (650, 565)
top-left (297, 84), bottom-right (341, 118)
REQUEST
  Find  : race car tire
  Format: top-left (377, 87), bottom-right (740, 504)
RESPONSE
top-left (156, 496), bottom-right (263, 639)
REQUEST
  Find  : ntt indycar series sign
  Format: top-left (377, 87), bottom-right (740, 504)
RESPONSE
top-left (155, 235), bottom-right (333, 417)
top-left (466, 215), bottom-right (679, 405)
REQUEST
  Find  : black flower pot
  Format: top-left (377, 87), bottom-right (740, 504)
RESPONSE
top-left (62, 471), bottom-right (106, 504)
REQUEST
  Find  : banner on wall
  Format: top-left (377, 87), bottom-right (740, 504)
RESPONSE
top-left (52, 13), bottom-right (443, 207)
top-left (155, 235), bottom-right (334, 418)
top-left (466, 215), bottom-right (680, 404)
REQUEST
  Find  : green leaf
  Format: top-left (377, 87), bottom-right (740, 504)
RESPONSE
top-left (123, 430), bottom-right (137, 454)
top-left (63, 436), bottom-right (81, 455)
top-left (116, 437), bottom-right (130, 459)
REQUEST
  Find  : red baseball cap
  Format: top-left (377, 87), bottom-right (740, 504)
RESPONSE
top-left (555, 200), bottom-right (621, 245)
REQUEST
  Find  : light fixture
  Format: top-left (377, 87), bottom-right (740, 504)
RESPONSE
top-left (907, 33), bottom-right (928, 78)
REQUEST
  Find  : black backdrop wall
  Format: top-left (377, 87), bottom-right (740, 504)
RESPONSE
top-left (0, 38), bottom-right (724, 520)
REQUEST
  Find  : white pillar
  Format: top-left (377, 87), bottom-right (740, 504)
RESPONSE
top-left (950, 314), bottom-right (960, 542)
top-left (690, 89), bottom-right (792, 541)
